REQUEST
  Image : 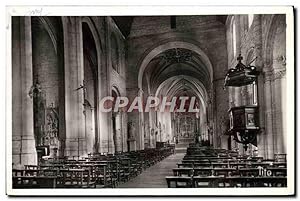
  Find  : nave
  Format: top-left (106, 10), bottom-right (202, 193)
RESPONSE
top-left (118, 153), bottom-right (184, 188)
top-left (10, 14), bottom-right (291, 191)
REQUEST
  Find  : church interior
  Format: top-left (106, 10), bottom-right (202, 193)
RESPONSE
top-left (11, 14), bottom-right (288, 188)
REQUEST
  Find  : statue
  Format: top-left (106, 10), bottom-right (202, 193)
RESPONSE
top-left (128, 122), bottom-right (135, 139)
top-left (44, 107), bottom-right (59, 146)
top-left (150, 128), bottom-right (154, 136)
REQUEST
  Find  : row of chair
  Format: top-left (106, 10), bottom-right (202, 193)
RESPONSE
top-left (166, 175), bottom-right (287, 188)
top-left (165, 145), bottom-right (287, 188)
top-left (13, 146), bottom-right (175, 188)
top-left (172, 166), bottom-right (287, 177)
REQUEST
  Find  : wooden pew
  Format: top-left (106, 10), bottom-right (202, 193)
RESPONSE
top-left (193, 168), bottom-right (212, 176)
top-left (11, 146), bottom-right (186, 189)
top-left (118, 157), bottom-right (132, 182)
top-left (92, 164), bottom-right (108, 188)
top-left (224, 176), bottom-right (287, 187)
top-left (177, 163), bottom-right (194, 168)
top-left (213, 168), bottom-right (237, 177)
top-left (172, 168), bottom-right (193, 177)
top-left (238, 168), bottom-right (260, 177)
top-left (165, 176), bottom-right (193, 188)
top-left (167, 143), bottom-right (289, 188)
top-left (13, 175), bottom-right (58, 188)
top-left (58, 168), bottom-right (95, 188)
top-left (193, 176), bottom-right (222, 188)
top-left (266, 167), bottom-right (287, 176)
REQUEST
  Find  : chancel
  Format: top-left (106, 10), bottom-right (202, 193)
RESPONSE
top-left (11, 14), bottom-right (288, 189)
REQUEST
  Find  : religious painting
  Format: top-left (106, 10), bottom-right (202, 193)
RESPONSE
top-left (247, 113), bottom-right (255, 126)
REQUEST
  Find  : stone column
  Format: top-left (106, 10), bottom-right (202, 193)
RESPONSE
top-left (164, 112), bottom-right (172, 142)
top-left (91, 108), bottom-right (96, 153)
top-left (104, 111), bottom-right (114, 154)
top-left (12, 17), bottom-right (37, 167)
top-left (256, 75), bottom-right (267, 158)
top-left (126, 87), bottom-right (139, 151)
top-left (143, 111), bottom-right (150, 148)
top-left (171, 113), bottom-right (176, 143)
top-left (121, 111), bottom-right (128, 152)
top-left (206, 93), bottom-right (214, 146)
top-left (200, 109), bottom-right (209, 141)
top-left (62, 17), bottom-right (87, 158)
top-left (98, 102), bottom-right (113, 153)
top-left (263, 70), bottom-right (275, 159)
top-left (138, 89), bottom-right (145, 150)
top-left (280, 71), bottom-right (287, 154)
top-left (198, 109), bottom-right (203, 141)
top-left (252, 14), bottom-right (266, 157)
top-left (148, 104), bottom-right (156, 148)
top-left (213, 79), bottom-right (228, 148)
top-left (114, 112), bottom-right (123, 152)
top-left (98, 111), bottom-right (113, 153)
top-left (84, 107), bottom-right (95, 155)
top-left (273, 69), bottom-right (286, 154)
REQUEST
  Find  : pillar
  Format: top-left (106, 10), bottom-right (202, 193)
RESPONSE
top-left (126, 88), bottom-right (139, 151)
top-left (263, 70), bottom-right (275, 159)
top-left (251, 15), bottom-right (266, 157)
top-left (280, 71), bottom-right (287, 153)
top-left (273, 69), bottom-right (286, 154)
top-left (121, 111), bottom-right (128, 152)
top-left (213, 79), bottom-right (228, 149)
top-left (84, 107), bottom-right (95, 155)
top-left (149, 106), bottom-right (156, 148)
top-left (62, 17), bottom-right (87, 158)
top-left (256, 74), bottom-right (267, 158)
top-left (12, 17), bottom-right (37, 167)
top-left (138, 89), bottom-right (145, 150)
top-left (114, 112), bottom-right (123, 152)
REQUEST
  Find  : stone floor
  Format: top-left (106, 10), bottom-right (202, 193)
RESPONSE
top-left (118, 153), bottom-right (184, 188)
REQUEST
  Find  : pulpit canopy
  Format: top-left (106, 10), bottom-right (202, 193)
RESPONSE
top-left (224, 54), bottom-right (259, 87)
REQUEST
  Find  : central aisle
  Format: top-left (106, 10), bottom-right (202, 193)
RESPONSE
top-left (118, 153), bottom-right (184, 188)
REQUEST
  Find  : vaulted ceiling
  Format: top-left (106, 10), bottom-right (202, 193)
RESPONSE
top-left (112, 17), bottom-right (134, 37)
top-left (144, 48), bottom-right (211, 92)
top-left (112, 15), bottom-right (227, 38)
